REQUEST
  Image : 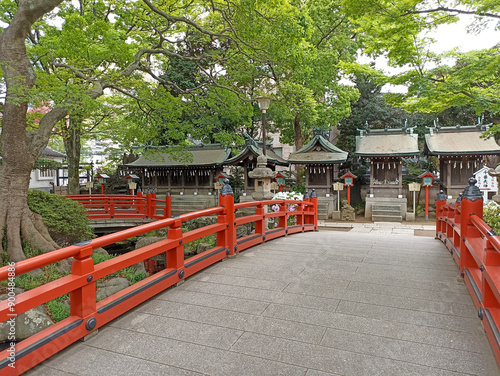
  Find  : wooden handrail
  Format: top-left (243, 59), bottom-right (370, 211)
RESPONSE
top-left (436, 189), bottom-right (500, 366)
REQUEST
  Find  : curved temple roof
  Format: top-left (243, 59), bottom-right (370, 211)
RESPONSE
top-left (225, 138), bottom-right (288, 166)
top-left (288, 134), bottom-right (348, 164)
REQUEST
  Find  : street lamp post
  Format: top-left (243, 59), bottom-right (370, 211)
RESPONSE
top-left (255, 97), bottom-right (272, 156)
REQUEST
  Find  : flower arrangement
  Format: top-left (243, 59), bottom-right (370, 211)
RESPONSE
top-left (269, 191), bottom-right (304, 227)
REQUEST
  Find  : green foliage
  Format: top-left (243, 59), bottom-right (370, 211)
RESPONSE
top-left (27, 190), bottom-right (94, 246)
top-left (46, 295), bottom-right (70, 322)
top-left (484, 202), bottom-right (500, 234)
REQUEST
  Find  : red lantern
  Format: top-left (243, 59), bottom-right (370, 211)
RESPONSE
top-left (340, 171), bottom-right (357, 205)
top-left (418, 171), bottom-right (437, 221)
top-left (95, 173), bottom-right (110, 194)
top-left (275, 172), bottom-right (286, 192)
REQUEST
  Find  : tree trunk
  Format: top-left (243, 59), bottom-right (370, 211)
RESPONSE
top-left (0, 0), bottom-right (67, 261)
top-left (63, 124), bottom-right (83, 195)
top-left (293, 115), bottom-right (306, 186)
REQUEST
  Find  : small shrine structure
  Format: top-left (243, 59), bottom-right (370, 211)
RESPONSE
top-left (356, 124), bottom-right (419, 221)
top-left (424, 121), bottom-right (500, 197)
top-left (225, 136), bottom-right (288, 194)
top-left (287, 130), bottom-right (348, 196)
top-left (124, 144), bottom-right (230, 194)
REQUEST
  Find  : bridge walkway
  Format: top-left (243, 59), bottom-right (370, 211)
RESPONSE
top-left (26, 228), bottom-right (499, 375)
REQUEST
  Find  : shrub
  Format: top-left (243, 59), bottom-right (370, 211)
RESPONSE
top-left (27, 190), bottom-right (94, 246)
top-left (484, 201), bottom-right (500, 234)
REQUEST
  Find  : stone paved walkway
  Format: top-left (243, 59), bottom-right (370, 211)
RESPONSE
top-left (26, 228), bottom-right (499, 376)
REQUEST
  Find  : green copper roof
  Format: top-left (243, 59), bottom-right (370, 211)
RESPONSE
top-left (288, 135), bottom-right (348, 164)
top-left (125, 144), bottom-right (231, 167)
top-left (225, 140), bottom-right (288, 166)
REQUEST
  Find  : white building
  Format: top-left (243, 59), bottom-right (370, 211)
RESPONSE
top-left (29, 147), bottom-right (66, 193)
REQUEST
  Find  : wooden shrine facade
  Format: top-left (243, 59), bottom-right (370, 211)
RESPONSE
top-left (124, 144), bottom-right (230, 194)
top-left (225, 137), bottom-right (288, 193)
top-left (356, 127), bottom-right (419, 197)
top-left (288, 133), bottom-right (348, 195)
top-left (425, 124), bottom-right (500, 197)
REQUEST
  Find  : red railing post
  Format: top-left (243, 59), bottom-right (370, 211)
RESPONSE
top-left (167, 219), bottom-right (185, 273)
top-left (311, 189), bottom-right (318, 231)
top-left (296, 200), bottom-right (304, 227)
top-left (70, 244), bottom-right (96, 321)
top-left (279, 201), bottom-right (287, 231)
top-left (151, 191), bottom-right (157, 218)
top-left (255, 203), bottom-right (265, 237)
top-left (303, 191), bottom-right (311, 227)
top-left (165, 191), bottom-right (172, 218)
top-left (146, 192), bottom-right (152, 218)
top-left (459, 178), bottom-right (484, 303)
top-left (435, 190), bottom-right (447, 238)
top-left (218, 180), bottom-right (236, 255)
top-left (136, 191), bottom-right (142, 214)
top-left (109, 196), bottom-right (115, 218)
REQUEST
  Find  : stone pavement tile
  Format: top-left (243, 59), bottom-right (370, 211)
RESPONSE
top-left (155, 289), bottom-right (270, 315)
top-left (230, 331), bottom-right (461, 376)
top-left (191, 264), bottom-right (301, 281)
top-left (353, 265), bottom-right (461, 284)
top-left (296, 266), bottom-right (358, 281)
top-left (346, 280), bottom-right (473, 305)
top-left (177, 279), bottom-right (282, 301)
top-left (360, 254), bottom-right (458, 271)
top-left (87, 326), bottom-right (306, 376)
top-left (241, 249), bottom-right (318, 262)
top-left (305, 370), bottom-right (338, 376)
top-left (25, 365), bottom-right (77, 376)
top-left (320, 328), bottom-right (499, 375)
top-left (350, 272), bottom-right (470, 294)
top-left (110, 311), bottom-right (243, 350)
top-left (311, 253), bottom-right (366, 263)
top-left (178, 280), bottom-right (340, 312)
top-left (282, 278), bottom-right (474, 316)
top-left (37, 342), bottom-right (202, 376)
top-left (282, 280), bottom-right (354, 298)
top-left (188, 272), bottom-right (289, 291)
top-left (255, 244), bottom-right (326, 255)
top-left (336, 300), bottom-right (484, 332)
top-left (263, 303), bottom-right (492, 353)
top-left (137, 299), bottom-right (327, 344)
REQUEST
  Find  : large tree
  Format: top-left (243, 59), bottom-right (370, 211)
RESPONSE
top-left (0, 0), bottom-right (328, 261)
top-left (342, 0), bottom-right (500, 127)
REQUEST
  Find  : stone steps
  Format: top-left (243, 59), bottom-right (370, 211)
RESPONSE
top-left (372, 204), bottom-right (402, 222)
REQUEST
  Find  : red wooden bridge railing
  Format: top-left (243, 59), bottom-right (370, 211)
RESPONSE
top-left (0, 182), bottom-right (317, 375)
top-left (66, 191), bottom-right (172, 220)
top-left (436, 178), bottom-right (500, 365)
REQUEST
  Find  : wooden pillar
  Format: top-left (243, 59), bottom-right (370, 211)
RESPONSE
top-left (326, 165), bottom-right (331, 194)
top-left (398, 160), bottom-right (403, 195)
top-left (370, 160), bottom-right (374, 195)
top-left (447, 161), bottom-right (452, 194)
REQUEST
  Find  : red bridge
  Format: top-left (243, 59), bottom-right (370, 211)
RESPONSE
top-left (1, 179), bottom-right (500, 375)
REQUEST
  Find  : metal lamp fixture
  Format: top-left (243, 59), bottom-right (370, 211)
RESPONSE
top-left (255, 96), bottom-right (273, 156)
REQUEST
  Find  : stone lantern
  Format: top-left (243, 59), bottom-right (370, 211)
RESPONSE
top-left (248, 155), bottom-right (275, 200)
